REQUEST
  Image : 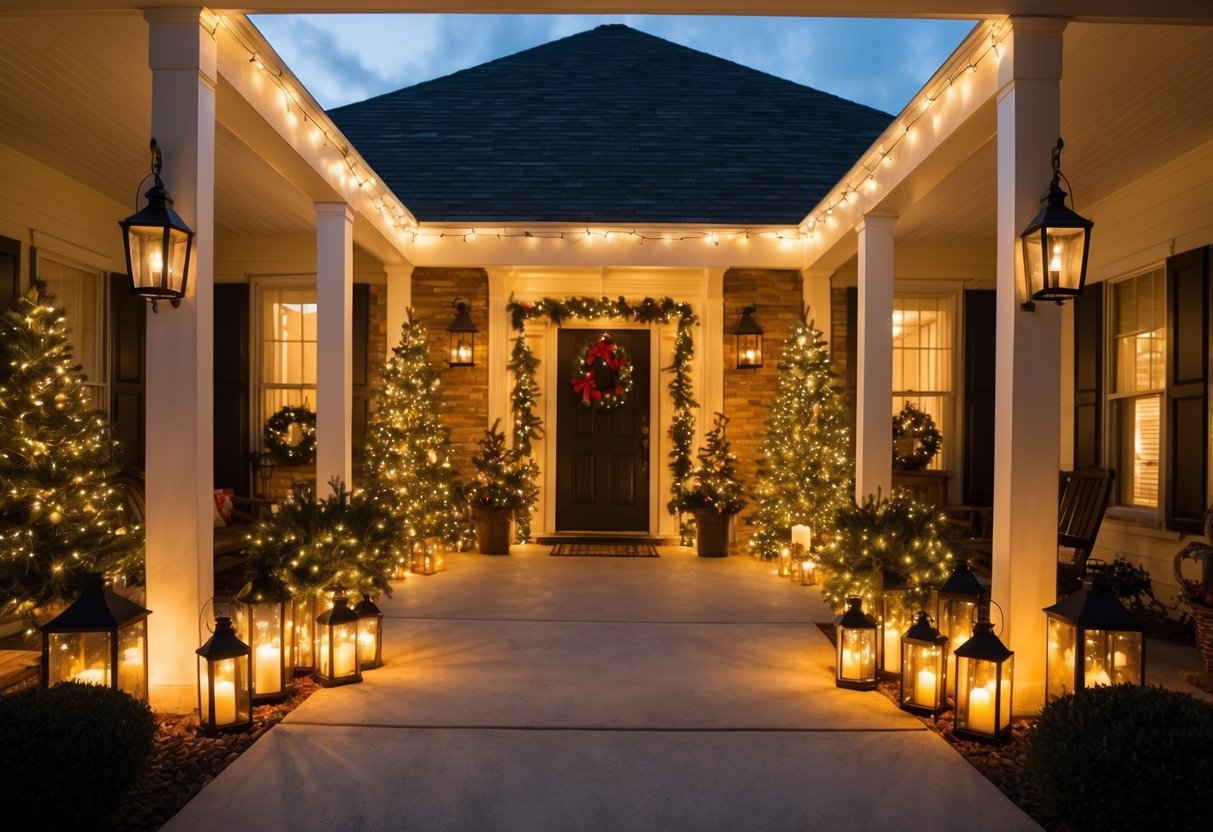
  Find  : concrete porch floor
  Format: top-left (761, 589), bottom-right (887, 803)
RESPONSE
top-left (164, 547), bottom-right (1049, 831)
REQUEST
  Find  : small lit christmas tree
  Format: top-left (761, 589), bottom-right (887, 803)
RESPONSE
top-left (680, 412), bottom-right (746, 515)
top-left (362, 311), bottom-right (472, 560)
top-left (748, 305), bottom-right (852, 561)
top-left (0, 283), bottom-right (142, 620)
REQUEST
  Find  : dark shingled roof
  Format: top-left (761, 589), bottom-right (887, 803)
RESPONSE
top-left (329, 24), bottom-right (893, 225)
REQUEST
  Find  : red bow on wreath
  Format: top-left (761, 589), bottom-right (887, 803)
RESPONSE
top-left (585, 337), bottom-right (625, 371)
top-left (571, 372), bottom-right (603, 404)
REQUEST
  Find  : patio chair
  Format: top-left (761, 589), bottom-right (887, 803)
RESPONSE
top-left (1057, 466), bottom-right (1115, 587)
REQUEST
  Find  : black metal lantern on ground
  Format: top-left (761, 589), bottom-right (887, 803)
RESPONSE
top-left (41, 573), bottom-right (151, 699)
top-left (953, 600), bottom-right (1014, 743)
top-left (355, 594), bottom-right (384, 670)
top-left (836, 597), bottom-right (878, 691)
top-left (118, 138), bottom-right (194, 311)
top-left (900, 611), bottom-right (949, 717)
top-left (234, 574), bottom-right (294, 703)
top-left (1019, 138), bottom-right (1093, 309)
top-left (733, 304), bottom-right (764, 369)
top-left (1043, 562), bottom-right (1145, 702)
top-left (936, 560), bottom-right (988, 694)
top-left (878, 570), bottom-right (912, 678)
top-left (447, 298), bottom-right (478, 367)
top-left (315, 588), bottom-right (362, 687)
top-left (292, 592), bottom-right (320, 675)
top-left (196, 616), bottom-right (253, 736)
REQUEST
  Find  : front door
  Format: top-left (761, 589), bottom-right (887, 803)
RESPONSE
top-left (555, 328), bottom-right (651, 532)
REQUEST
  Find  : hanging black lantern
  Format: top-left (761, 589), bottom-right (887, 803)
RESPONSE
top-left (953, 599), bottom-right (1014, 743)
top-left (1043, 562), bottom-right (1145, 702)
top-left (1019, 138), bottom-right (1093, 309)
top-left (447, 298), bottom-right (478, 367)
top-left (935, 559), bottom-right (987, 695)
top-left (733, 304), bottom-right (764, 369)
top-left (315, 588), bottom-right (362, 687)
top-left (355, 594), bottom-right (384, 670)
top-left (196, 616), bottom-right (253, 736)
top-left (252, 452), bottom-right (275, 498)
top-left (118, 138), bottom-right (194, 311)
top-left (836, 596), bottom-right (878, 691)
top-left (899, 611), bottom-right (949, 717)
top-left (234, 574), bottom-right (294, 703)
top-left (40, 573), bottom-right (151, 700)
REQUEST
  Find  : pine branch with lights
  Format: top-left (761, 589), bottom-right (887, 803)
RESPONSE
top-left (747, 305), bottom-right (852, 560)
top-left (362, 310), bottom-right (473, 562)
top-left (678, 412), bottom-right (746, 516)
top-left (0, 282), bottom-right (142, 620)
top-left (818, 488), bottom-right (957, 612)
top-left (507, 332), bottom-right (542, 542)
top-left (243, 478), bottom-right (399, 598)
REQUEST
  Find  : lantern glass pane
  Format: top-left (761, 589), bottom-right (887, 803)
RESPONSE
top-left (293, 596), bottom-right (315, 670)
top-left (318, 621), bottom-right (359, 679)
top-left (49, 631), bottom-right (111, 687)
top-left (127, 225), bottom-right (188, 295)
top-left (737, 333), bottom-right (761, 367)
top-left (1044, 226), bottom-right (1086, 293)
top-left (200, 657), bottom-right (249, 728)
top-left (1022, 232), bottom-right (1044, 298)
top-left (940, 599), bottom-right (975, 651)
top-left (879, 593), bottom-right (911, 674)
top-left (358, 617), bottom-right (380, 667)
top-left (1082, 629), bottom-right (1142, 688)
top-left (451, 334), bottom-right (474, 365)
top-left (838, 626), bottom-right (876, 682)
top-left (117, 619), bottom-right (147, 699)
top-left (239, 601), bottom-right (287, 698)
top-left (956, 656), bottom-right (1008, 737)
top-left (903, 642), bottom-right (944, 711)
top-left (1046, 616), bottom-right (1077, 701)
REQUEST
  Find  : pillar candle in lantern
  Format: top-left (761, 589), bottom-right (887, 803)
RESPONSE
top-left (968, 683), bottom-right (996, 736)
top-left (254, 644), bottom-right (282, 694)
top-left (213, 679), bottom-right (237, 726)
top-left (790, 525), bottom-right (811, 551)
top-left (915, 666), bottom-right (938, 708)
top-left (335, 642), bottom-right (356, 677)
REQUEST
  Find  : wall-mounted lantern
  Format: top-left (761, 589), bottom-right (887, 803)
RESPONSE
top-left (733, 305), bottom-right (764, 369)
top-left (448, 298), bottom-right (478, 366)
top-left (119, 138), bottom-right (194, 311)
top-left (1020, 138), bottom-right (1093, 310)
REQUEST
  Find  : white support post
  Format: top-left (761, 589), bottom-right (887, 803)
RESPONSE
top-left (486, 267), bottom-right (513, 430)
top-left (855, 213), bottom-right (897, 503)
top-left (315, 202), bottom-right (354, 495)
top-left (143, 8), bottom-right (216, 712)
top-left (703, 268), bottom-right (726, 421)
top-left (801, 268), bottom-right (833, 343)
top-left (992, 18), bottom-right (1067, 714)
top-left (384, 263), bottom-right (413, 361)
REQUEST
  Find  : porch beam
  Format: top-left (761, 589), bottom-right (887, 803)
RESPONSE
top-left (315, 202), bottom-right (354, 495)
top-left (854, 213), bottom-right (897, 502)
top-left (992, 17), bottom-right (1067, 714)
top-left (143, 7), bottom-right (217, 712)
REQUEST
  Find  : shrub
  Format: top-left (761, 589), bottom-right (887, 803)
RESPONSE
top-left (1029, 684), bottom-right (1213, 831)
top-left (0, 681), bottom-right (155, 826)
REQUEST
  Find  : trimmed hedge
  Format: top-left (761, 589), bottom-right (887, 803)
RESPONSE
top-left (1029, 684), bottom-right (1213, 831)
top-left (0, 681), bottom-right (155, 827)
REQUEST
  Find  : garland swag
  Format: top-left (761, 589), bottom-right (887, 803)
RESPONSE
top-left (506, 295), bottom-right (699, 544)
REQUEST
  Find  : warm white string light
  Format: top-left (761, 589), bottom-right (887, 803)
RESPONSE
top-left (412, 226), bottom-right (804, 245)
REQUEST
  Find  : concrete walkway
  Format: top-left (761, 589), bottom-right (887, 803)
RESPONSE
top-left (165, 547), bottom-right (1041, 831)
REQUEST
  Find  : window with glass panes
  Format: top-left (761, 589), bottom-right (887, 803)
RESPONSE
top-left (257, 283), bottom-right (317, 439)
top-left (37, 255), bottom-right (107, 412)
top-left (892, 296), bottom-right (954, 471)
top-left (1110, 268), bottom-right (1165, 508)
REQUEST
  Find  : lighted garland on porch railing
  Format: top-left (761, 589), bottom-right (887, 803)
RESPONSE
top-left (506, 295), bottom-right (700, 544)
top-left (507, 331), bottom-right (543, 543)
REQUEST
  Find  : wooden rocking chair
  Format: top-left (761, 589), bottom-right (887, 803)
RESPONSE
top-left (1057, 466), bottom-right (1115, 587)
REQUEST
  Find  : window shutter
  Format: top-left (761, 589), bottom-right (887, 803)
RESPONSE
top-left (1072, 282), bottom-right (1103, 469)
top-left (1164, 246), bottom-right (1210, 533)
top-left (962, 289), bottom-right (996, 505)
top-left (109, 272), bottom-right (147, 470)
top-left (213, 283), bottom-right (250, 493)
top-left (352, 283), bottom-right (370, 457)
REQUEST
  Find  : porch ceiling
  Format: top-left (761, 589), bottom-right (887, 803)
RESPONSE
top-left (0, 13), bottom-right (327, 242)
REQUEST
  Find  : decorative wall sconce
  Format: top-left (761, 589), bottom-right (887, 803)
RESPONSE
top-left (1020, 138), bottom-right (1093, 310)
top-left (119, 138), bottom-right (194, 311)
top-left (733, 305), bottom-right (764, 369)
top-left (447, 298), bottom-right (478, 366)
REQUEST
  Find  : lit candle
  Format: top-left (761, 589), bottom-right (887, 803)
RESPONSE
top-left (73, 667), bottom-right (107, 686)
top-left (255, 644), bottom-right (282, 694)
top-left (213, 679), bottom-right (237, 726)
top-left (742, 348), bottom-right (756, 364)
top-left (335, 641), bottom-right (356, 677)
top-left (790, 525), bottom-right (811, 551)
top-left (1087, 664), bottom-right (1111, 687)
top-left (915, 666), bottom-right (938, 708)
top-left (883, 621), bottom-right (901, 673)
top-left (967, 683), bottom-right (995, 735)
top-left (1049, 244), bottom-right (1062, 282)
top-left (841, 647), bottom-right (860, 678)
top-left (1113, 650), bottom-right (1127, 668)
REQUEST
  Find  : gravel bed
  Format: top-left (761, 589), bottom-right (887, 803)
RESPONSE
top-left (104, 676), bottom-right (319, 831)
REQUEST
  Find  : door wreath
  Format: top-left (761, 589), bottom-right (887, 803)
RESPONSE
top-left (264, 404), bottom-right (317, 465)
top-left (570, 334), bottom-right (632, 410)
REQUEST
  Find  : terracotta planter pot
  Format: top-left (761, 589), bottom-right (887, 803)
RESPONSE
top-left (693, 509), bottom-right (736, 558)
top-left (472, 505), bottom-right (513, 555)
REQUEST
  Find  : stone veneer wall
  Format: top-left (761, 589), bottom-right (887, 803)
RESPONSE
top-left (409, 268), bottom-right (490, 466)
top-left (722, 269), bottom-right (807, 549)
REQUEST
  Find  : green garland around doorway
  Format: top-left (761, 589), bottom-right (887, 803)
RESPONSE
top-left (506, 295), bottom-right (700, 544)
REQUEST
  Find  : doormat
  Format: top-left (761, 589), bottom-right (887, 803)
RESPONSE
top-left (550, 543), bottom-right (659, 557)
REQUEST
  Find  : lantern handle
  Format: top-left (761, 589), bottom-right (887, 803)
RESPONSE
top-left (968, 597), bottom-right (1006, 637)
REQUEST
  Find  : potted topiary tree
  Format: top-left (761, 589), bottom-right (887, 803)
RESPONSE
top-left (679, 412), bottom-right (746, 557)
top-left (469, 419), bottom-right (526, 555)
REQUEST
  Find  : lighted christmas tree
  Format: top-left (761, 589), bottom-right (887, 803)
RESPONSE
top-left (506, 332), bottom-right (542, 542)
top-left (747, 305), bottom-right (852, 560)
top-left (0, 283), bottom-right (142, 620)
top-left (362, 310), bottom-right (472, 559)
top-left (679, 412), bottom-right (746, 515)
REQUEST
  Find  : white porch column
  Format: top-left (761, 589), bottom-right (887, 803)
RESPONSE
top-left (703, 268), bottom-right (726, 420)
top-left (801, 268), bottom-right (832, 342)
top-left (854, 213), bottom-right (896, 503)
top-left (486, 267), bottom-right (512, 430)
top-left (143, 8), bottom-right (216, 711)
top-left (384, 263), bottom-right (413, 360)
top-left (315, 203), bottom-right (354, 495)
top-left (992, 18), bottom-right (1066, 714)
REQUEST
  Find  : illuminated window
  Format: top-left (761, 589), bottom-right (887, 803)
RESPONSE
top-left (892, 296), bottom-right (954, 471)
top-left (1110, 269), bottom-right (1165, 508)
top-left (38, 255), bottom-right (107, 412)
top-left (257, 282), bottom-right (317, 439)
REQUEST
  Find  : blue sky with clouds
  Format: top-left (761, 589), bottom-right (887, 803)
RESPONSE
top-left (251, 14), bottom-right (977, 116)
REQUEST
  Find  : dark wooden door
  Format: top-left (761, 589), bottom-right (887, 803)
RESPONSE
top-left (213, 283), bottom-right (250, 494)
top-left (555, 329), bottom-right (650, 531)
